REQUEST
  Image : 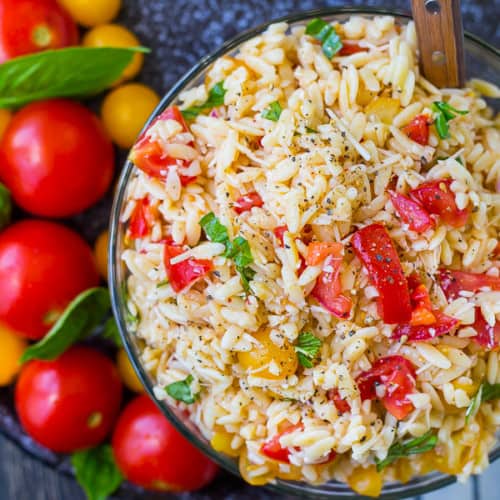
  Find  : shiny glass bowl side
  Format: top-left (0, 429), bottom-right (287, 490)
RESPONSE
top-left (109, 7), bottom-right (500, 499)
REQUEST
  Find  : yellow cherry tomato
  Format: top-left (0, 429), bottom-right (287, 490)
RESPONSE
top-left (82, 24), bottom-right (143, 82)
top-left (94, 230), bottom-right (109, 281)
top-left (210, 431), bottom-right (239, 457)
top-left (347, 465), bottom-right (383, 498)
top-left (101, 83), bottom-right (160, 149)
top-left (58, 0), bottom-right (121, 27)
top-left (0, 109), bottom-right (12, 141)
top-left (237, 328), bottom-right (298, 380)
top-left (117, 348), bottom-right (144, 393)
top-left (0, 323), bottom-right (28, 386)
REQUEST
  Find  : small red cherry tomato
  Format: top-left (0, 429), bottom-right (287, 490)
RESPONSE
top-left (410, 179), bottom-right (470, 228)
top-left (0, 99), bottom-right (114, 217)
top-left (471, 308), bottom-right (500, 350)
top-left (15, 346), bottom-right (122, 453)
top-left (112, 395), bottom-right (218, 491)
top-left (389, 190), bottom-right (434, 234)
top-left (305, 241), bottom-right (344, 266)
top-left (356, 355), bottom-right (416, 420)
top-left (0, 0), bottom-right (77, 63)
top-left (438, 269), bottom-right (500, 301)
top-left (327, 388), bottom-right (351, 414)
top-left (352, 223), bottom-right (412, 324)
top-left (233, 192), bottom-right (263, 214)
top-left (311, 254), bottom-right (353, 319)
top-left (402, 114), bottom-right (430, 146)
top-left (0, 220), bottom-right (99, 340)
top-left (338, 41), bottom-right (367, 56)
top-left (164, 243), bottom-right (213, 293)
top-left (130, 106), bottom-right (196, 186)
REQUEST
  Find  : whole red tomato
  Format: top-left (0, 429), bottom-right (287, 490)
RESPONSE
top-left (0, 99), bottom-right (114, 217)
top-left (112, 395), bottom-right (219, 491)
top-left (0, 220), bottom-right (100, 340)
top-left (15, 346), bottom-right (123, 453)
top-left (0, 0), bottom-right (78, 63)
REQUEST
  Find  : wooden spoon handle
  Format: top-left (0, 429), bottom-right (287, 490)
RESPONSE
top-left (411, 0), bottom-right (465, 88)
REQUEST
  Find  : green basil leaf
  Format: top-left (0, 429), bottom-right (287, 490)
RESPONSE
top-left (225, 236), bottom-right (253, 268)
top-left (72, 445), bottom-right (123, 500)
top-left (375, 430), bottom-right (437, 471)
top-left (432, 106), bottom-right (450, 139)
top-left (0, 182), bottom-right (11, 230)
top-left (466, 382), bottom-right (500, 423)
top-left (262, 101), bottom-right (282, 121)
top-left (181, 81), bottom-right (226, 120)
top-left (21, 288), bottom-right (111, 363)
top-left (102, 317), bottom-right (122, 348)
top-left (295, 332), bottom-right (322, 368)
top-left (482, 383), bottom-right (500, 401)
top-left (156, 280), bottom-right (169, 288)
top-left (200, 211), bottom-right (230, 244)
top-left (434, 101), bottom-right (469, 118)
top-left (0, 47), bottom-right (149, 109)
top-left (237, 265), bottom-right (256, 293)
top-left (165, 374), bottom-right (198, 404)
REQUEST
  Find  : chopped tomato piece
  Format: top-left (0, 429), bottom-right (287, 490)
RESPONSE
top-left (311, 254), bottom-right (352, 319)
top-left (407, 275), bottom-right (436, 326)
top-left (410, 307), bottom-right (437, 326)
top-left (128, 197), bottom-right (156, 239)
top-left (338, 42), bottom-right (368, 56)
top-left (392, 310), bottom-right (459, 342)
top-left (233, 192), bottom-right (263, 214)
top-left (388, 191), bottom-right (434, 233)
top-left (327, 389), bottom-right (351, 414)
top-left (273, 226), bottom-right (287, 246)
top-left (409, 179), bottom-right (470, 228)
top-left (130, 105), bottom-right (196, 186)
top-left (356, 355), bottom-right (416, 420)
top-left (438, 269), bottom-right (500, 300)
top-left (402, 114), bottom-right (430, 146)
top-left (163, 243), bottom-right (212, 293)
top-left (351, 223), bottom-right (412, 324)
top-left (306, 242), bottom-right (344, 266)
top-left (472, 308), bottom-right (500, 350)
top-left (260, 423), bottom-right (303, 463)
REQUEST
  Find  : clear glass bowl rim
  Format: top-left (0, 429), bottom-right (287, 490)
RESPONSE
top-left (109, 6), bottom-right (500, 499)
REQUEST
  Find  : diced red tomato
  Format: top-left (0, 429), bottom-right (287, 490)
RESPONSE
top-left (163, 243), bottom-right (213, 293)
top-left (438, 269), bottom-right (500, 301)
top-left (311, 254), bottom-right (352, 319)
top-left (410, 179), bottom-right (470, 228)
top-left (260, 423), bottom-right (303, 463)
top-left (407, 274), bottom-right (436, 326)
top-left (402, 114), bottom-right (430, 146)
top-left (128, 197), bottom-right (156, 239)
top-left (356, 355), bottom-right (416, 420)
top-left (273, 225), bottom-right (287, 246)
top-left (392, 311), bottom-right (459, 342)
top-left (338, 42), bottom-right (368, 56)
top-left (327, 388), bottom-right (351, 414)
top-left (388, 191), bottom-right (434, 234)
top-left (305, 242), bottom-right (344, 266)
top-left (130, 106), bottom-right (196, 186)
top-left (233, 192), bottom-right (263, 214)
top-left (351, 223), bottom-right (412, 324)
top-left (472, 308), bottom-right (500, 350)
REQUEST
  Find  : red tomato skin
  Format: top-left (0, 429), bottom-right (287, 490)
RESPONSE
top-left (311, 254), bottom-right (353, 319)
top-left (164, 244), bottom-right (213, 293)
top-left (0, 99), bottom-right (114, 217)
top-left (233, 192), bottom-right (263, 214)
top-left (392, 311), bottom-right (459, 342)
top-left (306, 242), bottom-right (343, 266)
top-left (260, 423), bottom-right (303, 463)
top-left (0, 0), bottom-right (77, 62)
top-left (402, 115), bottom-right (430, 145)
top-left (438, 269), bottom-right (500, 301)
top-left (409, 179), bottom-right (470, 228)
top-left (130, 106), bottom-right (196, 186)
top-left (129, 197), bottom-right (157, 240)
top-left (112, 395), bottom-right (218, 491)
top-left (472, 308), bottom-right (500, 350)
top-left (0, 220), bottom-right (99, 339)
top-left (356, 355), bottom-right (416, 420)
top-left (388, 191), bottom-right (434, 233)
top-left (352, 223), bottom-right (412, 324)
top-left (273, 225), bottom-right (287, 246)
top-left (327, 389), bottom-right (351, 414)
top-left (338, 42), bottom-right (367, 56)
top-left (15, 346), bottom-right (122, 453)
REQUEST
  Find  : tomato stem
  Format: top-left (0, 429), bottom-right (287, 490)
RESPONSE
top-left (32, 24), bottom-right (53, 48)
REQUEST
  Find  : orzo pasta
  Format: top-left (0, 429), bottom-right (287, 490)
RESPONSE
top-left (120, 15), bottom-right (500, 496)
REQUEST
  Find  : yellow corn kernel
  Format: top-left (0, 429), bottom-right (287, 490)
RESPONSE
top-left (347, 465), bottom-right (383, 498)
top-left (210, 431), bottom-right (239, 457)
top-left (365, 97), bottom-right (401, 124)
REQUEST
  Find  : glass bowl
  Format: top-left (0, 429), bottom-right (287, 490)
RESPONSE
top-left (109, 7), bottom-right (500, 499)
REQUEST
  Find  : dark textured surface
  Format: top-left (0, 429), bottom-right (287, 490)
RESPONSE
top-left (0, 0), bottom-right (499, 499)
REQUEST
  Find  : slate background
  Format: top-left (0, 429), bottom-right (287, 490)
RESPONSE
top-left (0, 0), bottom-right (499, 499)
